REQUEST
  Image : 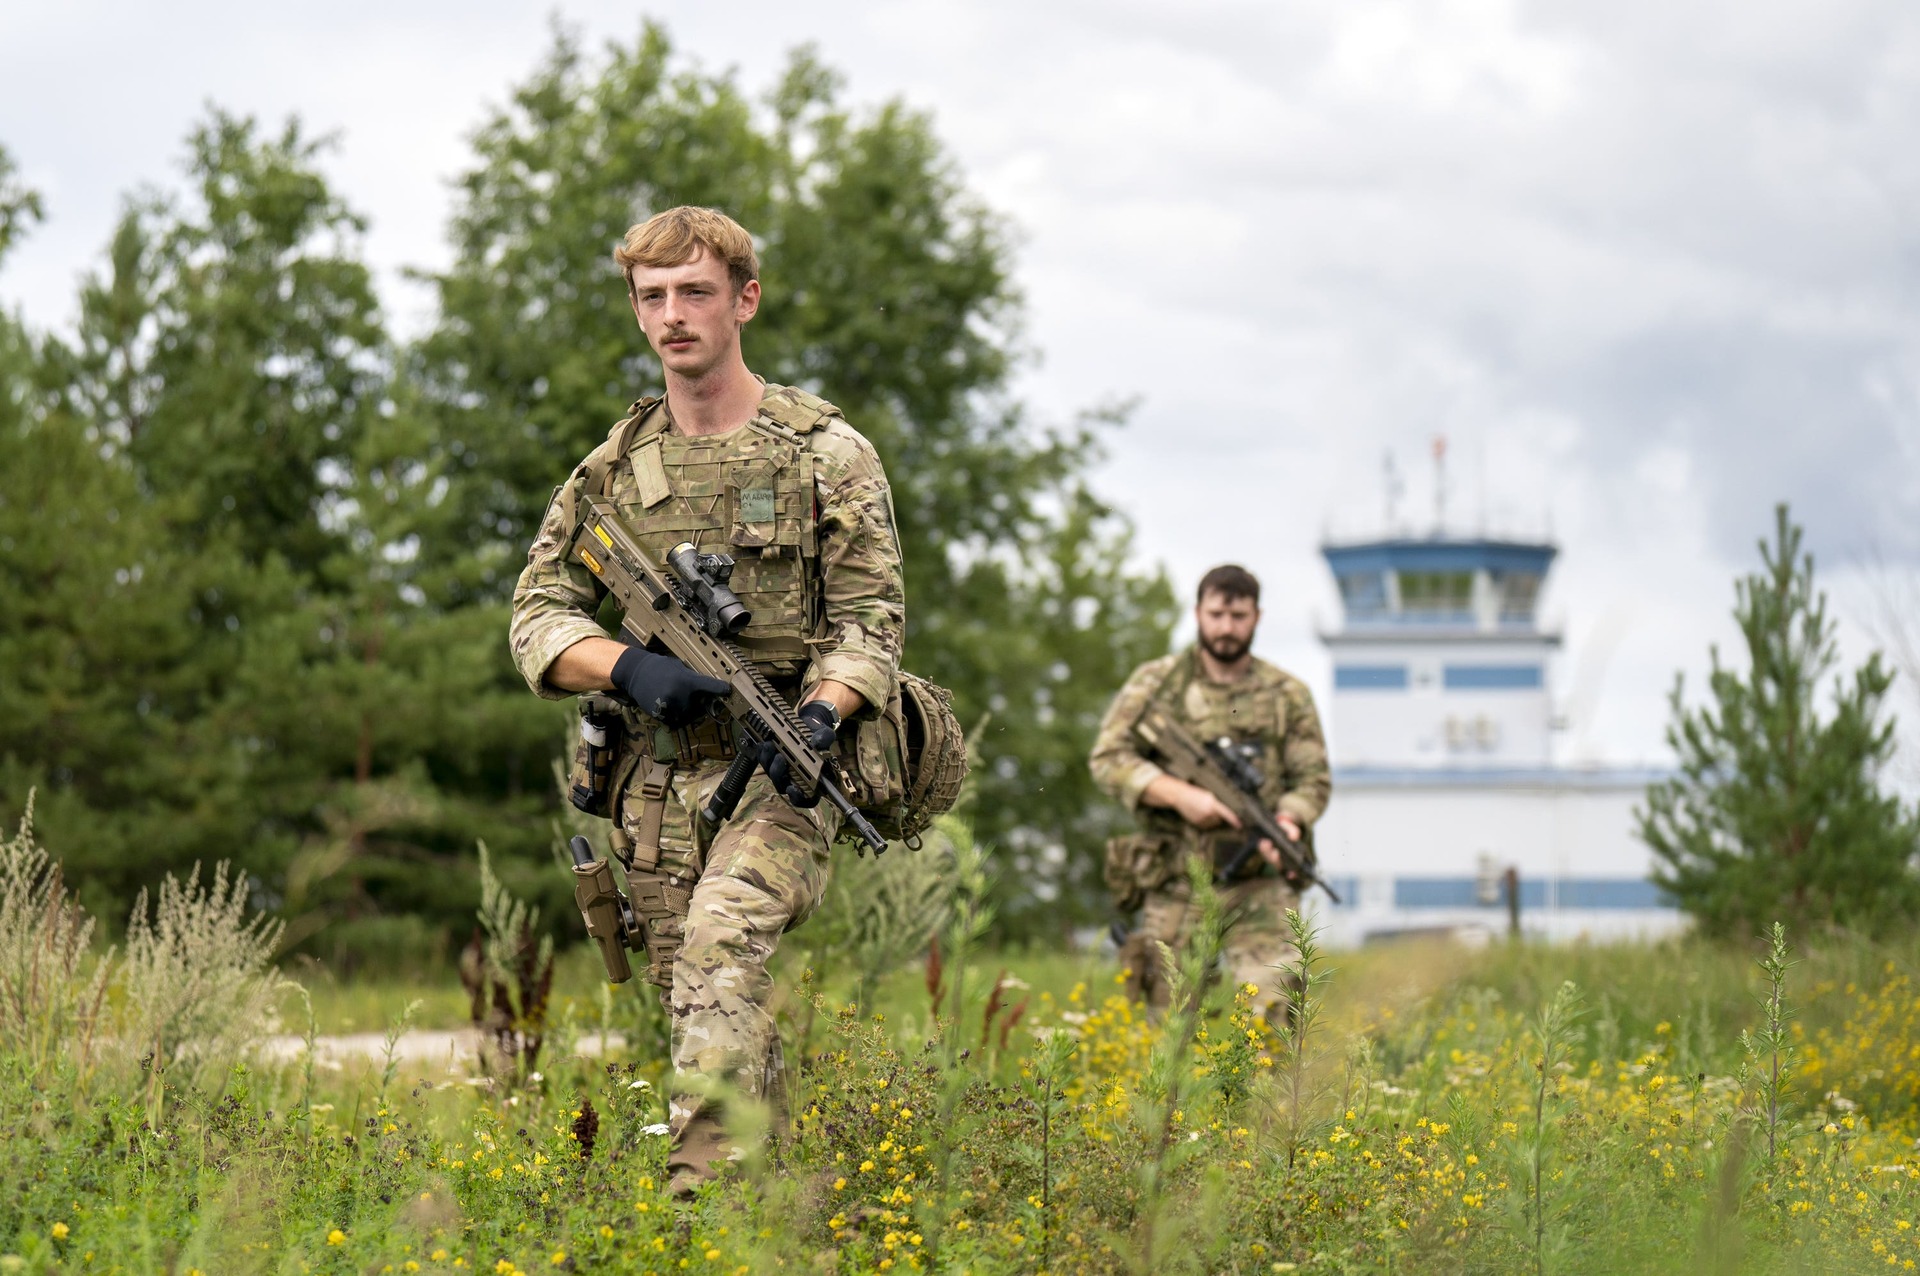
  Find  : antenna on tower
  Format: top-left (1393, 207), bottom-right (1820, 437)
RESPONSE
top-left (1432, 434), bottom-right (1448, 535)
top-left (1382, 450), bottom-right (1403, 532)
top-left (1476, 430), bottom-right (1488, 535)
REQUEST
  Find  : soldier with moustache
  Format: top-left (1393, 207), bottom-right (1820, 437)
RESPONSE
top-left (509, 207), bottom-right (904, 1196)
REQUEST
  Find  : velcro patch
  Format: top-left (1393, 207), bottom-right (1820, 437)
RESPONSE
top-left (739, 487), bottom-right (776, 524)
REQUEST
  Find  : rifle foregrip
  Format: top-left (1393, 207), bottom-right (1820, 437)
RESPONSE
top-left (701, 750), bottom-right (759, 827)
top-left (822, 780), bottom-right (888, 857)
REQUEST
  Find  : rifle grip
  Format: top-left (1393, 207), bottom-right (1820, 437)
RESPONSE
top-left (701, 750), bottom-right (758, 827)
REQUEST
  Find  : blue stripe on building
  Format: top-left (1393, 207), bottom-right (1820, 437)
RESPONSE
top-left (1321, 876), bottom-right (1362, 906)
top-left (1388, 877), bottom-right (1672, 910)
top-left (1443, 664), bottom-right (1543, 690)
top-left (1334, 664), bottom-right (1409, 690)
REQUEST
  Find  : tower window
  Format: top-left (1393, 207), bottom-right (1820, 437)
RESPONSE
top-left (1396, 570), bottom-right (1474, 621)
top-left (1492, 571), bottom-right (1542, 622)
top-left (1337, 571), bottom-right (1389, 618)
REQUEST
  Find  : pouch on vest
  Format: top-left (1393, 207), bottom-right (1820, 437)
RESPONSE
top-left (726, 461), bottom-right (782, 551)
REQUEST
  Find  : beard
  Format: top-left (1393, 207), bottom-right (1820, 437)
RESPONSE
top-left (1200, 631), bottom-right (1252, 663)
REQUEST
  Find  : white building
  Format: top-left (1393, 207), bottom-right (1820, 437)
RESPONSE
top-left (1307, 535), bottom-right (1684, 946)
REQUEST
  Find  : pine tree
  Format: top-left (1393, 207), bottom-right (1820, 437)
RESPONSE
top-left (1639, 504), bottom-right (1920, 936)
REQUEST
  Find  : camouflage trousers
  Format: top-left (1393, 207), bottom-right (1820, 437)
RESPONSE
top-left (1120, 869), bottom-right (1301, 1029)
top-left (616, 759), bottom-right (837, 1196)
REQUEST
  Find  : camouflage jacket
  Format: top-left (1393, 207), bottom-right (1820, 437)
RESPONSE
top-left (508, 382), bottom-right (905, 714)
top-left (1089, 646), bottom-right (1331, 846)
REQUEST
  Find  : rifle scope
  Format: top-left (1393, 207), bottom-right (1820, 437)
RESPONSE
top-left (666, 542), bottom-right (752, 636)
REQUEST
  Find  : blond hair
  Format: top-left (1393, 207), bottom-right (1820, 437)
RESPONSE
top-left (614, 206), bottom-right (759, 293)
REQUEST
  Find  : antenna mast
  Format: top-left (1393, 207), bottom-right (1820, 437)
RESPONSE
top-left (1432, 434), bottom-right (1448, 535)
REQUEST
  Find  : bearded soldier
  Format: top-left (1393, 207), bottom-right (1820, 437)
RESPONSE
top-left (1089, 564), bottom-right (1330, 1025)
top-left (509, 207), bottom-right (904, 1197)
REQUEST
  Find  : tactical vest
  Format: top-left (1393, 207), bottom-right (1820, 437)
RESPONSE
top-left (577, 384), bottom-right (839, 682)
top-left (563, 384), bottom-right (966, 885)
top-left (1137, 649), bottom-right (1303, 869)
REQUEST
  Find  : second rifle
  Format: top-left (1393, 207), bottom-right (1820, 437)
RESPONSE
top-left (1132, 700), bottom-right (1341, 903)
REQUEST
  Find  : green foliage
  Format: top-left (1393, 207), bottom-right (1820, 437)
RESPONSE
top-left (0, 115), bottom-right (579, 948)
top-left (0, 145), bottom-right (42, 262)
top-left (462, 843), bottom-right (556, 1081)
top-left (119, 861), bottom-right (289, 1101)
top-left (1738, 922), bottom-right (1797, 1166)
top-left (1269, 907), bottom-right (1335, 1170)
top-left (1518, 979), bottom-right (1585, 1275)
top-left (1640, 504), bottom-right (1920, 936)
top-left (796, 813), bottom-right (960, 1005)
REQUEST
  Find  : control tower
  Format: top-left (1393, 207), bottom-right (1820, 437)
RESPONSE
top-left (1309, 523), bottom-right (1680, 946)
top-left (1322, 538), bottom-right (1559, 767)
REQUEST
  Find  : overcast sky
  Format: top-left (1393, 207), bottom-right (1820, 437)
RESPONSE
top-left (5, 0), bottom-right (1918, 768)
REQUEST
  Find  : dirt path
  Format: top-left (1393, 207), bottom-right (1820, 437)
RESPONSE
top-left (254, 1030), bottom-right (628, 1071)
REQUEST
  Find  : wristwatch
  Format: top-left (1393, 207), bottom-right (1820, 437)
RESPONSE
top-left (802, 698), bottom-right (843, 734)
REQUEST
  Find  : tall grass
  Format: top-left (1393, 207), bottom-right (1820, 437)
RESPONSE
top-left (121, 861), bottom-right (288, 1095)
top-left (0, 793), bottom-right (110, 1074)
top-left (0, 791), bottom-right (286, 1107)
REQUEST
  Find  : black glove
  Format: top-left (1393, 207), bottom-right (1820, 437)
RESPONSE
top-left (609, 647), bottom-right (730, 727)
top-left (762, 700), bottom-right (841, 808)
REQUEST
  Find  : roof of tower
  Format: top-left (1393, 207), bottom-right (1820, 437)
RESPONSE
top-left (1322, 537), bottom-right (1557, 578)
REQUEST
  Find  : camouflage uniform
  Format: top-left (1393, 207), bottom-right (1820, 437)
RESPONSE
top-left (1088, 646), bottom-right (1330, 1024)
top-left (509, 382), bottom-right (904, 1193)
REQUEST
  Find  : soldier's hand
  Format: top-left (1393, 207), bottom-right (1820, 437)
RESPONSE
top-left (1171, 782), bottom-right (1242, 831)
top-left (609, 647), bottom-right (730, 727)
top-left (762, 700), bottom-right (841, 808)
top-left (1259, 813), bottom-right (1307, 882)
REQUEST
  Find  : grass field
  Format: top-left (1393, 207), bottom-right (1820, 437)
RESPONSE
top-left (13, 823), bottom-right (1920, 1273)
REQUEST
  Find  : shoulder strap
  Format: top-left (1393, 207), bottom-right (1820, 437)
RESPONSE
top-left (1125, 649), bottom-right (1200, 739)
top-left (1148, 648), bottom-right (1202, 710)
top-left (552, 397), bottom-right (664, 530)
top-left (583, 397), bottom-right (667, 498)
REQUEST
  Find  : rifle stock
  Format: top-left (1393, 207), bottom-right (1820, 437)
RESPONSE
top-left (570, 495), bottom-right (888, 855)
top-left (1133, 702), bottom-right (1341, 903)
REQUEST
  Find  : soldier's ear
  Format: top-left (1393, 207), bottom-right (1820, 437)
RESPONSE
top-left (734, 278), bottom-right (761, 326)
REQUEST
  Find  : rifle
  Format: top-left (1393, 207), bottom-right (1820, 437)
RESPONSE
top-left (1132, 701), bottom-right (1342, 902)
top-left (569, 493), bottom-right (888, 856)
